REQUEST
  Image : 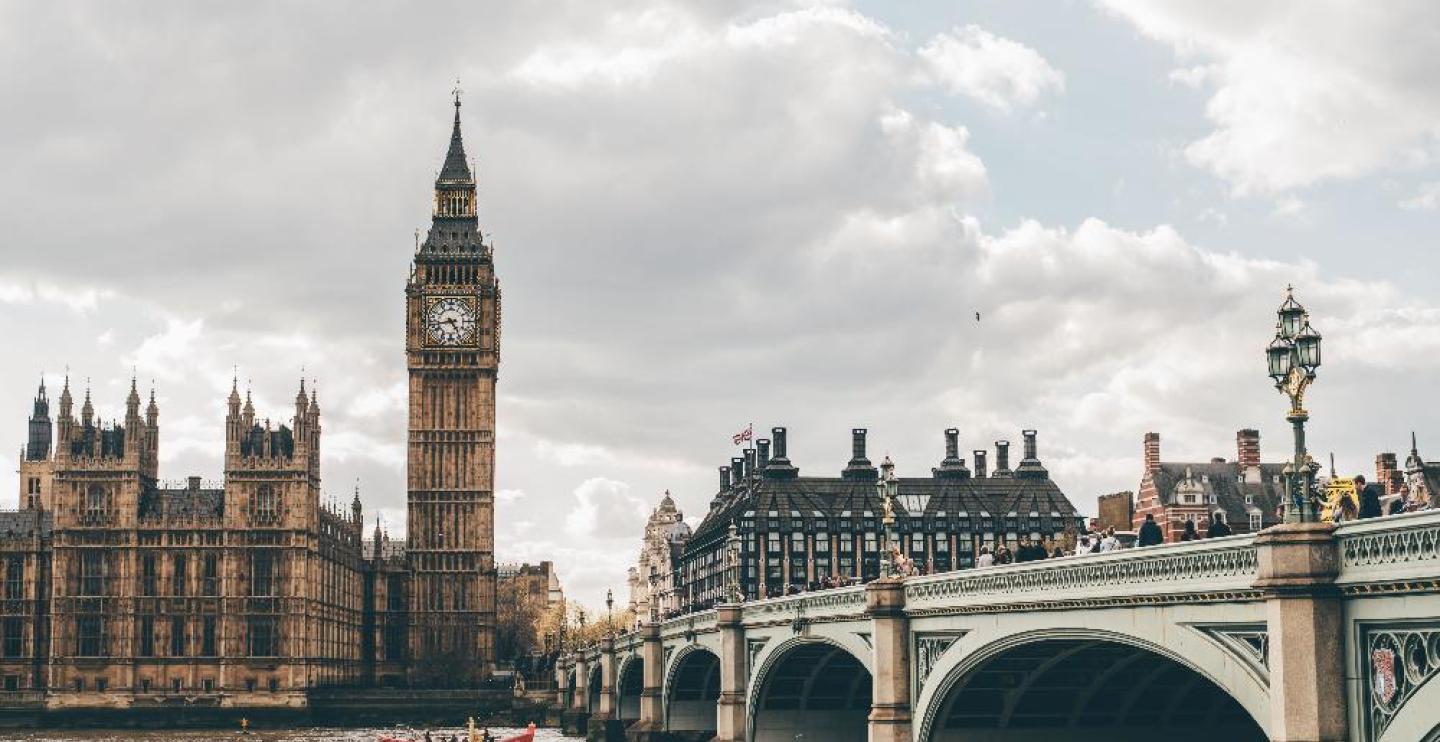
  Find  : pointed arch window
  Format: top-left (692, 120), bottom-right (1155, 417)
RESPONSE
top-left (254, 485), bottom-right (278, 524)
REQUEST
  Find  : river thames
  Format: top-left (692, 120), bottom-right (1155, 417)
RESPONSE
top-left (6, 728), bottom-right (567, 741)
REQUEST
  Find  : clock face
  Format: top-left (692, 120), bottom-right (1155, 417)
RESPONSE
top-left (426, 297), bottom-right (477, 346)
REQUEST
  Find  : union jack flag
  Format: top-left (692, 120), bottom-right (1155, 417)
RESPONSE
top-left (733, 424), bottom-right (753, 446)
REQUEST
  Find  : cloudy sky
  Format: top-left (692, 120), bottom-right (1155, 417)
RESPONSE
top-left (2, 1), bottom-right (1438, 609)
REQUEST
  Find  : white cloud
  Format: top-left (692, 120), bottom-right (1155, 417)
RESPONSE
top-left (564, 477), bottom-right (650, 539)
top-left (1401, 182), bottom-right (1440, 211)
top-left (918, 25), bottom-right (1065, 112)
top-left (1101, 0), bottom-right (1440, 194)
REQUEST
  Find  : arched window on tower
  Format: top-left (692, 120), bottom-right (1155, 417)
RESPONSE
top-left (84, 485), bottom-right (106, 522)
top-left (254, 485), bottom-right (278, 524)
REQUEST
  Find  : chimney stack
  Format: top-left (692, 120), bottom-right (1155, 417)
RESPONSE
top-left (731, 457), bottom-right (745, 484)
top-left (844, 428), bottom-right (877, 480)
top-left (1236, 429), bottom-right (1261, 470)
top-left (993, 440), bottom-right (1012, 476)
top-left (934, 428), bottom-right (970, 479)
top-left (765, 426), bottom-right (798, 479)
top-left (1377, 452), bottom-right (1401, 495)
top-left (744, 448), bottom-right (757, 480)
top-left (973, 449), bottom-right (988, 478)
top-left (1015, 429), bottom-right (1048, 479)
top-left (757, 439), bottom-right (771, 469)
top-left (1144, 432), bottom-right (1161, 475)
top-left (719, 466), bottom-right (730, 491)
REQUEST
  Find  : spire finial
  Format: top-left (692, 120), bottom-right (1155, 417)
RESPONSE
top-left (452, 77), bottom-right (463, 110)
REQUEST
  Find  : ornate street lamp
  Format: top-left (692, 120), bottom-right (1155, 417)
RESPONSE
top-left (1267, 286), bottom-right (1323, 523)
top-left (605, 588), bottom-right (614, 637)
top-left (725, 520), bottom-right (744, 604)
top-left (647, 566), bottom-right (660, 624)
top-left (876, 455), bottom-right (900, 578)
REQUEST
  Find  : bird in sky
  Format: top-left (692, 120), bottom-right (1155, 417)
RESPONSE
top-left (975, 311), bottom-right (981, 322)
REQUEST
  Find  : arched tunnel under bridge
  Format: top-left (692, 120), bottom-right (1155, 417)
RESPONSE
top-left (617, 655), bottom-right (643, 724)
top-left (665, 648), bottom-right (720, 738)
top-left (750, 641), bottom-right (873, 742)
top-left (921, 638), bottom-right (1266, 742)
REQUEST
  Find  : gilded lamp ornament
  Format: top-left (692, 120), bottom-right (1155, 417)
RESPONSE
top-left (1266, 286), bottom-right (1323, 523)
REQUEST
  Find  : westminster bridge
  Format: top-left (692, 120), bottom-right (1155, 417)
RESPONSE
top-left (555, 514), bottom-right (1440, 742)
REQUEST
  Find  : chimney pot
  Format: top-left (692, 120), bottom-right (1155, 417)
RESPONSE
top-left (731, 457), bottom-right (745, 483)
top-left (772, 427), bottom-right (788, 460)
top-left (718, 466), bottom-right (730, 491)
top-left (757, 439), bottom-right (771, 468)
top-left (1022, 430), bottom-right (1038, 461)
top-left (744, 448), bottom-right (756, 480)
top-left (944, 428), bottom-right (959, 460)
top-left (851, 428), bottom-right (868, 462)
top-left (974, 450), bottom-right (988, 478)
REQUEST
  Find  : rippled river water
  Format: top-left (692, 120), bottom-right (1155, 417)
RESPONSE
top-left (3, 728), bottom-right (569, 741)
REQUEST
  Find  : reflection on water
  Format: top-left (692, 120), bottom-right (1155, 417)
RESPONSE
top-left (7, 728), bottom-right (570, 741)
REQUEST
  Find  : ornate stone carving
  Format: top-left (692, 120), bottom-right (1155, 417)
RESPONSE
top-left (1365, 624), bottom-right (1440, 740)
top-left (746, 638), bottom-right (768, 679)
top-left (1193, 623), bottom-right (1268, 683)
top-left (1339, 517), bottom-right (1440, 570)
top-left (905, 541), bottom-right (1258, 607)
top-left (914, 632), bottom-right (965, 689)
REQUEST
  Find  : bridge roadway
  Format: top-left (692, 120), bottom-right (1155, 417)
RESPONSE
top-left (555, 514), bottom-right (1440, 742)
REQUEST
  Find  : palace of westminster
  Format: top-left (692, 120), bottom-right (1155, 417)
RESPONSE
top-left (0, 97), bottom-right (502, 706)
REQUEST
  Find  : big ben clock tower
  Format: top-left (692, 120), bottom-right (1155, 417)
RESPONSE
top-left (405, 92), bottom-right (499, 682)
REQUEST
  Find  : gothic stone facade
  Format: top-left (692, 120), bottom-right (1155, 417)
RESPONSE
top-left (404, 95), bottom-right (500, 682)
top-left (6, 378), bottom-right (373, 706)
top-left (0, 99), bottom-right (501, 706)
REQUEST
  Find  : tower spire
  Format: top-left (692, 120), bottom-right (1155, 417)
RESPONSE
top-left (438, 82), bottom-right (473, 185)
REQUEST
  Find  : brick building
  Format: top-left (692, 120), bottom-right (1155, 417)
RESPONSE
top-left (497, 561), bottom-right (564, 610)
top-left (1132, 429), bottom-right (1285, 541)
top-left (1095, 491), bottom-right (1135, 533)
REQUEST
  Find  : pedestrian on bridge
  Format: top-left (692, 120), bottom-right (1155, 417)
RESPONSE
top-left (1138, 513), bottom-right (1164, 547)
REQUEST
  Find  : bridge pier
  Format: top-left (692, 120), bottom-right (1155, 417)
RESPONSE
top-left (624, 622), bottom-right (668, 741)
top-left (589, 637), bottom-right (626, 741)
top-left (1255, 522), bottom-right (1347, 742)
top-left (562, 653), bottom-right (590, 735)
top-left (867, 579), bottom-right (911, 742)
top-left (715, 605), bottom-right (746, 742)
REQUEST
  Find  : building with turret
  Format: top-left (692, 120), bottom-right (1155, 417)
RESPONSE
top-left (626, 492), bottom-right (691, 623)
top-left (0, 95), bottom-right (504, 709)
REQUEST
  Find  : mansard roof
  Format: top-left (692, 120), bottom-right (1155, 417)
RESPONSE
top-left (1147, 459), bottom-right (1285, 526)
top-left (690, 472), bottom-right (1079, 546)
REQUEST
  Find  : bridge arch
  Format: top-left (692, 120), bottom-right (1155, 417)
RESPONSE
top-left (917, 629), bottom-right (1267, 742)
top-left (747, 636), bottom-right (872, 742)
top-left (586, 662), bottom-right (603, 714)
top-left (1379, 663), bottom-right (1440, 742)
top-left (616, 652), bottom-right (644, 723)
top-left (664, 645), bottom-right (720, 734)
